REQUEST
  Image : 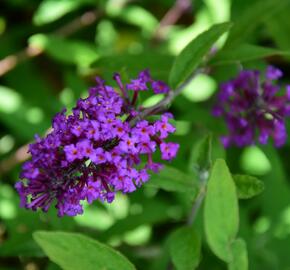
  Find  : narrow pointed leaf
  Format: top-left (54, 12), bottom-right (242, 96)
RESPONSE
top-left (210, 44), bottom-right (290, 66)
top-left (169, 22), bottom-right (232, 89)
top-left (224, 0), bottom-right (290, 48)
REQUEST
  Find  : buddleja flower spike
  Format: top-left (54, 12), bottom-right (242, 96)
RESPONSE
top-left (15, 70), bottom-right (179, 217)
top-left (213, 66), bottom-right (290, 148)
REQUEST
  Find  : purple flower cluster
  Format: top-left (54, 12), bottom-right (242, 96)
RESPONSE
top-left (15, 70), bottom-right (179, 217)
top-left (213, 66), bottom-right (290, 147)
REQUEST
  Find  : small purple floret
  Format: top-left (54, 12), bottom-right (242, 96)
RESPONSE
top-left (152, 80), bottom-right (170, 94)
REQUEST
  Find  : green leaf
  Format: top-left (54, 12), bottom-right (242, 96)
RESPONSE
top-left (169, 22), bottom-right (232, 89)
top-left (204, 159), bottom-right (239, 262)
top-left (228, 238), bottom-right (248, 270)
top-left (224, 0), bottom-right (290, 48)
top-left (29, 34), bottom-right (99, 67)
top-left (189, 134), bottom-right (212, 172)
top-left (33, 231), bottom-right (136, 270)
top-left (233, 174), bottom-right (264, 199)
top-left (146, 165), bottom-right (197, 194)
top-left (33, 0), bottom-right (95, 25)
top-left (169, 226), bottom-right (201, 270)
top-left (210, 44), bottom-right (290, 66)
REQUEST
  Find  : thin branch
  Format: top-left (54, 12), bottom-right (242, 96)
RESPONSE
top-left (0, 144), bottom-right (30, 175)
top-left (0, 10), bottom-right (100, 77)
top-left (153, 0), bottom-right (192, 41)
top-left (54, 10), bottom-right (100, 36)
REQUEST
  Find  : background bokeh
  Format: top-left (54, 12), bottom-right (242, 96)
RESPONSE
top-left (1, 0), bottom-right (290, 269)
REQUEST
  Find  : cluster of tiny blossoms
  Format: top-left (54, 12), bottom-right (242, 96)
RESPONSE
top-left (15, 70), bottom-right (179, 217)
top-left (213, 66), bottom-right (290, 147)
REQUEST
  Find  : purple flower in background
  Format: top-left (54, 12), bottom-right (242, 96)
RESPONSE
top-left (15, 70), bottom-right (178, 217)
top-left (213, 66), bottom-right (290, 147)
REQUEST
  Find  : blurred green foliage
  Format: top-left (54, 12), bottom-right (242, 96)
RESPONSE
top-left (1, 0), bottom-right (290, 269)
